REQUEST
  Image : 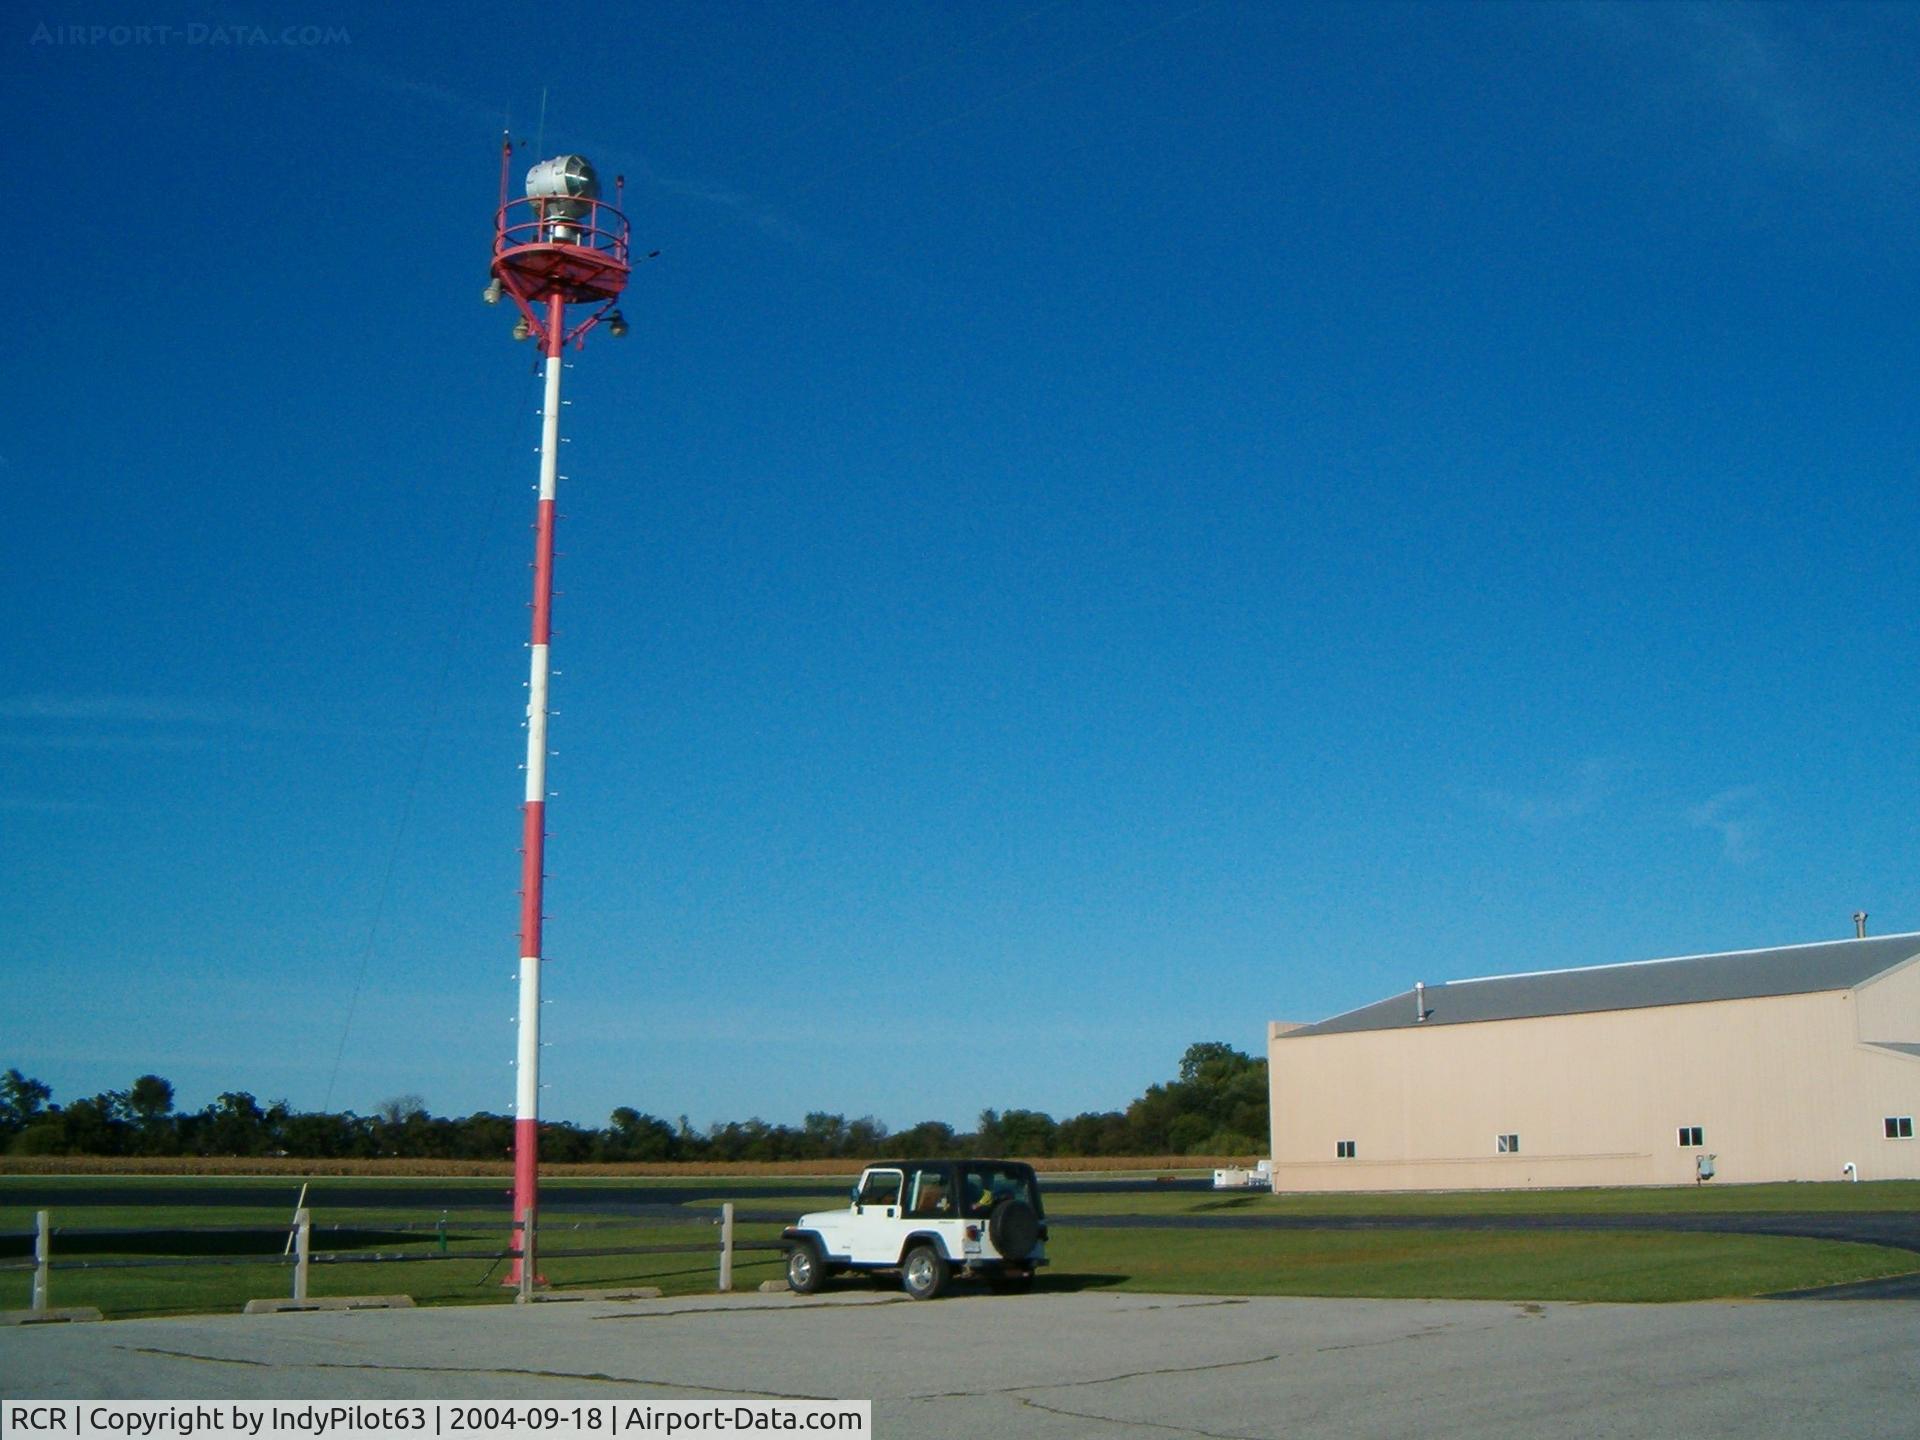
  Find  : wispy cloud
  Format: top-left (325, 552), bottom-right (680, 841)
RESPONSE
top-left (0, 796), bottom-right (108, 814)
top-left (1471, 758), bottom-right (1621, 829)
top-left (614, 156), bottom-right (828, 254)
top-left (1670, 1), bottom-right (1818, 158)
top-left (0, 695), bottom-right (270, 726)
top-left (1687, 784), bottom-right (1761, 863)
top-left (299, 49), bottom-right (826, 256)
top-left (1569, 0), bottom-right (1920, 184)
top-left (0, 734), bottom-right (215, 754)
top-left (0, 693), bottom-right (275, 762)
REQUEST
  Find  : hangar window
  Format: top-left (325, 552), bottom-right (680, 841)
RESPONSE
top-left (1336, 1140), bottom-right (1356, 1159)
top-left (1677, 1126), bottom-right (1704, 1148)
top-left (1888, 1117), bottom-right (1914, 1140)
top-left (1496, 1133), bottom-right (1520, 1154)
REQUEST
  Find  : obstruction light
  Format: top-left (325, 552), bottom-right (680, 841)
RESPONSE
top-left (483, 278), bottom-right (504, 305)
top-left (606, 310), bottom-right (629, 338)
top-left (512, 316), bottom-right (532, 341)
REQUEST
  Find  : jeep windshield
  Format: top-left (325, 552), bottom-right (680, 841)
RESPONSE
top-left (958, 1162), bottom-right (1043, 1219)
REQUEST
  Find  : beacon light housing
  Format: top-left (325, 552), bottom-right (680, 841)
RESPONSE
top-left (525, 155), bottom-right (600, 219)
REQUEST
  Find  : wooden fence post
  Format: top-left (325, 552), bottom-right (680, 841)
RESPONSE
top-left (717, 1202), bottom-right (735, 1292)
top-left (293, 1209), bottom-right (311, 1301)
top-left (32, 1211), bottom-right (49, 1314)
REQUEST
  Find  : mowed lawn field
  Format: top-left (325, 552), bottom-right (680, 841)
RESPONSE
top-left (4, 1174), bottom-right (1917, 1316)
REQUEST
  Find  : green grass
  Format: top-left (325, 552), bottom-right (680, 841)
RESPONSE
top-left (1041, 1179), bottom-right (1920, 1217)
top-left (1044, 1226), bottom-right (1916, 1303)
top-left (5, 1174), bottom-right (1915, 1315)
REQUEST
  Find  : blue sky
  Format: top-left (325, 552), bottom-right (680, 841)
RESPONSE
top-left (5, 1), bottom-right (1918, 1132)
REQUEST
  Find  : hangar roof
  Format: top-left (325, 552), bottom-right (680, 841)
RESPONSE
top-left (1283, 932), bottom-right (1920, 1037)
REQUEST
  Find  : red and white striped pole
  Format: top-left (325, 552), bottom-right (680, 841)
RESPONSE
top-left (510, 290), bottom-right (567, 1283)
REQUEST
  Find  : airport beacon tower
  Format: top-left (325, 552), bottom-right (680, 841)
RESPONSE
top-left (485, 138), bottom-right (631, 1282)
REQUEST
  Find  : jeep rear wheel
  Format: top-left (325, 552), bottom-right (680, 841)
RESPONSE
top-left (901, 1244), bottom-right (949, 1300)
top-left (786, 1240), bottom-right (825, 1295)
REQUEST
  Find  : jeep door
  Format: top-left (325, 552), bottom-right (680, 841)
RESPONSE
top-left (844, 1167), bottom-right (906, 1263)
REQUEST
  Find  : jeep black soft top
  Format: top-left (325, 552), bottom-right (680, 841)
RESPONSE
top-left (856, 1158), bottom-right (1045, 1219)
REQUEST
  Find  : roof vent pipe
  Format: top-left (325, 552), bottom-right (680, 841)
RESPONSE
top-left (1853, 912), bottom-right (1868, 939)
top-left (1414, 981), bottom-right (1426, 1023)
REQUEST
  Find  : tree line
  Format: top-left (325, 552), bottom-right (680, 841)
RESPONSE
top-left (0, 1042), bottom-right (1268, 1162)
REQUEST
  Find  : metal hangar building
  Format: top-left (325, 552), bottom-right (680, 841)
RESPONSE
top-left (1267, 932), bottom-right (1920, 1190)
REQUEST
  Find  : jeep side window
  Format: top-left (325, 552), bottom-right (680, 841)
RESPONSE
top-left (857, 1170), bottom-right (903, 1209)
top-left (905, 1166), bottom-right (952, 1217)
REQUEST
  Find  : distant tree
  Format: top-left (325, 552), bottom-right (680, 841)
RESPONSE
top-left (802, 1112), bottom-right (850, 1157)
top-left (845, 1115), bottom-right (888, 1154)
top-left (127, 1075), bottom-right (177, 1153)
top-left (10, 1123), bottom-right (64, 1155)
top-left (893, 1119), bottom-right (959, 1155)
top-left (974, 1109), bottom-right (1005, 1153)
top-left (1166, 1113), bottom-right (1212, 1154)
top-left (128, 1074), bottom-right (174, 1124)
top-left (282, 1109), bottom-right (374, 1158)
top-left (376, 1094), bottom-right (428, 1126)
top-left (4, 1035), bottom-right (1270, 1162)
top-left (452, 1111), bottom-right (513, 1161)
top-left (604, 1108), bottom-right (677, 1162)
top-left (992, 1109), bottom-right (1057, 1157)
top-left (540, 1121), bottom-right (595, 1164)
top-left (1149, 1042), bottom-right (1270, 1154)
top-left (199, 1092), bottom-right (269, 1156)
top-left (1056, 1110), bottom-right (1133, 1157)
top-left (1178, 1041), bottom-right (1243, 1086)
top-left (58, 1095), bottom-right (129, 1155)
top-left (0, 1069), bottom-right (53, 1138)
top-left (1120, 1084), bottom-right (1179, 1153)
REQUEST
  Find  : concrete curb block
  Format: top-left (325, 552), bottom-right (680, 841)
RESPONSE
top-left (243, 1296), bottom-right (415, 1314)
top-left (0, 1307), bottom-right (104, 1325)
top-left (515, 1287), bottom-right (665, 1304)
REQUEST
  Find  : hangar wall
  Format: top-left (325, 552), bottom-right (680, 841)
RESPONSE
top-left (1858, 958), bottom-right (1920, 1044)
top-left (1267, 983), bottom-right (1920, 1190)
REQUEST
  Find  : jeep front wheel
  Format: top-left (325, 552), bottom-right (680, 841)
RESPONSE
top-left (786, 1240), bottom-right (825, 1295)
top-left (901, 1244), bottom-right (949, 1300)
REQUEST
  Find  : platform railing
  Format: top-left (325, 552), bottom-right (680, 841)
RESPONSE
top-left (494, 195), bottom-right (629, 265)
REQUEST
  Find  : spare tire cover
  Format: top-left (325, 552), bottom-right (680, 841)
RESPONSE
top-left (988, 1198), bottom-right (1039, 1260)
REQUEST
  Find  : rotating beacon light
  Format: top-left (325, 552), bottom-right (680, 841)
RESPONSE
top-left (486, 135), bottom-right (633, 1284)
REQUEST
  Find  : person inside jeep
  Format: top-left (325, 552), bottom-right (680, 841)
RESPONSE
top-left (963, 1168), bottom-right (997, 1213)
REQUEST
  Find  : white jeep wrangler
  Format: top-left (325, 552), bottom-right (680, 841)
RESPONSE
top-left (781, 1159), bottom-right (1048, 1300)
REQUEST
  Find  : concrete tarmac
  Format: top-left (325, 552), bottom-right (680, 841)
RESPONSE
top-left (4, 1291), bottom-right (1917, 1438)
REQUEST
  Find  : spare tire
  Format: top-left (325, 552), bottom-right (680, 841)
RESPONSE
top-left (988, 1198), bottom-right (1039, 1260)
